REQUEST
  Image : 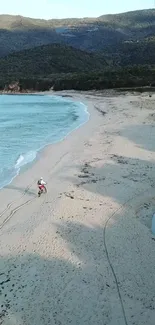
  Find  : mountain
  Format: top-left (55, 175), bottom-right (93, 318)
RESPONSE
top-left (1, 42), bottom-right (154, 93)
top-left (1, 9), bottom-right (155, 93)
top-left (101, 37), bottom-right (155, 66)
top-left (0, 9), bottom-right (155, 57)
top-left (0, 43), bottom-right (106, 84)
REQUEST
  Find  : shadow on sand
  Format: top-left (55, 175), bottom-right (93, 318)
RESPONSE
top-left (5, 184), bottom-right (36, 197)
top-left (1, 220), bottom-right (155, 324)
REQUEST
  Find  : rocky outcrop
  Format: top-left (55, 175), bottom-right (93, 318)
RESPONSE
top-left (4, 81), bottom-right (20, 93)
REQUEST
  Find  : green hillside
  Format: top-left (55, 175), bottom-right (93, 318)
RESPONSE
top-left (1, 9), bottom-right (155, 30)
top-left (98, 9), bottom-right (155, 28)
top-left (1, 9), bottom-right (155, 93)
top-left (0, 43), bottom-right (106, 85)
top-left (0, 9), bottom-right (155, 56)
top-left (101, 38), bottom-right (155, 66)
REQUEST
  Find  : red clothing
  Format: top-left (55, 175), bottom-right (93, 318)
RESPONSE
top-left (38, 184), bottom-right (45, 190)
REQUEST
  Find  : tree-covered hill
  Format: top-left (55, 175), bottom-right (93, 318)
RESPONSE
top-left (0, 43), bottom-right (106, 80)
top-left (0, 9), bottom-right (155, 56)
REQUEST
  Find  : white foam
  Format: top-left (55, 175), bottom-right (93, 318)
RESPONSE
top-left (0, 95), bottom-right (89, 190)
top-left (15, 151), bottom-right (37, 169)
top-left (16, 154), bottom-right (24, 167)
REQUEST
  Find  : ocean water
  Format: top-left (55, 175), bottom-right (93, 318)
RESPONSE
top-left (0, 94), bottom-right (89, 189)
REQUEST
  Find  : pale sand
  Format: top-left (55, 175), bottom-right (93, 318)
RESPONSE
top-left (0, 90), bottom-right (155, 325)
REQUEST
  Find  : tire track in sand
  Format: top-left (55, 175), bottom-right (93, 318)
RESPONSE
top-left (103, 186), bottom-right (155, 325)
top-left (0, 152), bottom-right (69, 230)
top-left (0, 198), bottom-right (35, 230)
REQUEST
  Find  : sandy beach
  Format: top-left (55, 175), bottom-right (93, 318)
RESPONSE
top-left (0, 90), bottom-right (155, 325)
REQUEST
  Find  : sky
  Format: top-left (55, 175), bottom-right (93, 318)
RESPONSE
top-left (0, 0), bottom-right (154, 19)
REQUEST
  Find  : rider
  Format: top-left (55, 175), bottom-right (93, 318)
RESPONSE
top-left (37, 177), bottom-right (47, 193)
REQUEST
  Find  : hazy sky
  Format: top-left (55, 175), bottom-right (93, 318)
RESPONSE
top-left (0, 0), bottom-right (154, 19)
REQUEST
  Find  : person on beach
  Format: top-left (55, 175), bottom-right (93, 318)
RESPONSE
top-left (37, 177), bottom-right (47, 193)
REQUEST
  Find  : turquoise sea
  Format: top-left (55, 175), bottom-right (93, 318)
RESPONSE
top-left (0, 94), bottom-right (89, 189)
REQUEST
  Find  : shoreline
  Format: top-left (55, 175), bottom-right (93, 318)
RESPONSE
top-left (0, 92), bottom-right (89, 192)
top-left (0, 91), bottom-right (96, 214)
top-left (0, 90), bottom-right (155, 325)
top-left (1, 85), bottom-right (155, 96)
